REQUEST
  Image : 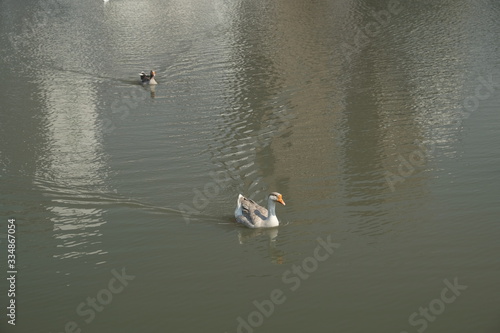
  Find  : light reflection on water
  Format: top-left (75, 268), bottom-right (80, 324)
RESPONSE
top-left (29, 14), bottom-right (111, 258)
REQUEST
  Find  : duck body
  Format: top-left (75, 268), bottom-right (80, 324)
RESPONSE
top-left (234, 192), bottom-right (285, 228)
top-left (140, 70), bottom-right (157, 85)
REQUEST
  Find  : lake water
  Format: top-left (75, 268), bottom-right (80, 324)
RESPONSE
top-left (1, 0), bottom-right (499, 332)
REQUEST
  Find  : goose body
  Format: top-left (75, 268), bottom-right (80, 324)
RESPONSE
top-left (234, 192), bottom-right (286, 228)
top-left (140, 70), bottom-right (157, 85)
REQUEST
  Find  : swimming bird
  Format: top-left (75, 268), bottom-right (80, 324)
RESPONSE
top-left (234, 192), bottom-right (286, 228)
top-left (140, 70), bottom-right (157, 85)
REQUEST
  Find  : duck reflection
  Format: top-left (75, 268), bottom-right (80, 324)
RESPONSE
top-left (147, 83), bottom-right (156, 98)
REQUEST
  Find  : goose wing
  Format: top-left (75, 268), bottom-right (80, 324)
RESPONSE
top-left (236, 195), bottom-right (268, 228)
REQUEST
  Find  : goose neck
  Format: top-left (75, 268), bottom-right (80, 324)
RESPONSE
top-left (267, 198), bottom-right (277, 218)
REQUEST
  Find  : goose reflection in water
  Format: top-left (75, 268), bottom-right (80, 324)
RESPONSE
top-left (237, 227), bottom-right (285, 264)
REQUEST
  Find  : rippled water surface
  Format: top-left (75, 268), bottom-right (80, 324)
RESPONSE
top-left (1, 0), bottom-right (499, 332)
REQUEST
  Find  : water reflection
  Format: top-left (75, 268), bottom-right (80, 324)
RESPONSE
top-left (1, 0), bottom-right (499, 332)
top-left (337, 1), bottom-right (500, 238)
top-left (144, 83), bottom-right (156, 98)
top-left (207, 0), bottom-right (500, 241)
top-left (207, 0), bottom-right (295, 204)
top-left (237, 227), bottom-right (285, 264)
top-left (26, 3), bottom-right (111, 263)
top-left (34, 72), bottom-right (109, 261)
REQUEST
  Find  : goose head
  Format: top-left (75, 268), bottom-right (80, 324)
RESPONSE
top-left (269, 192), bottom-right (286, 206)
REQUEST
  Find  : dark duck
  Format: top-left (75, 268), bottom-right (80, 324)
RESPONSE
top-left (140, 70), bottom-right (157, 85)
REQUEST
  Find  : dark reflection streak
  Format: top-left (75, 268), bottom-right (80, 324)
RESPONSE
top-left (207, 0), bottom-right (285, 200)
top-left (340, 1), bottom-right (429, 237)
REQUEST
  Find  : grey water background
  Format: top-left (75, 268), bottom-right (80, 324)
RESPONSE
top-left (1, 0), bottom-right (499, 332)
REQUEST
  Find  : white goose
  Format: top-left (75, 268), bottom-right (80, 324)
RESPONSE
top-left (234, 192), bottom-right (286, 228)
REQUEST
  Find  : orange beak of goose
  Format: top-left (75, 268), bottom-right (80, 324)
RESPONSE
top-left (277, 195), bottom-right (286, 206)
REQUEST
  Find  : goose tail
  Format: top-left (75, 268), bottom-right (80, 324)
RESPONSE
top-left (237, 194), bottom-right (244, 205)
top-left (235, 194), bottom-right (244, 217)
